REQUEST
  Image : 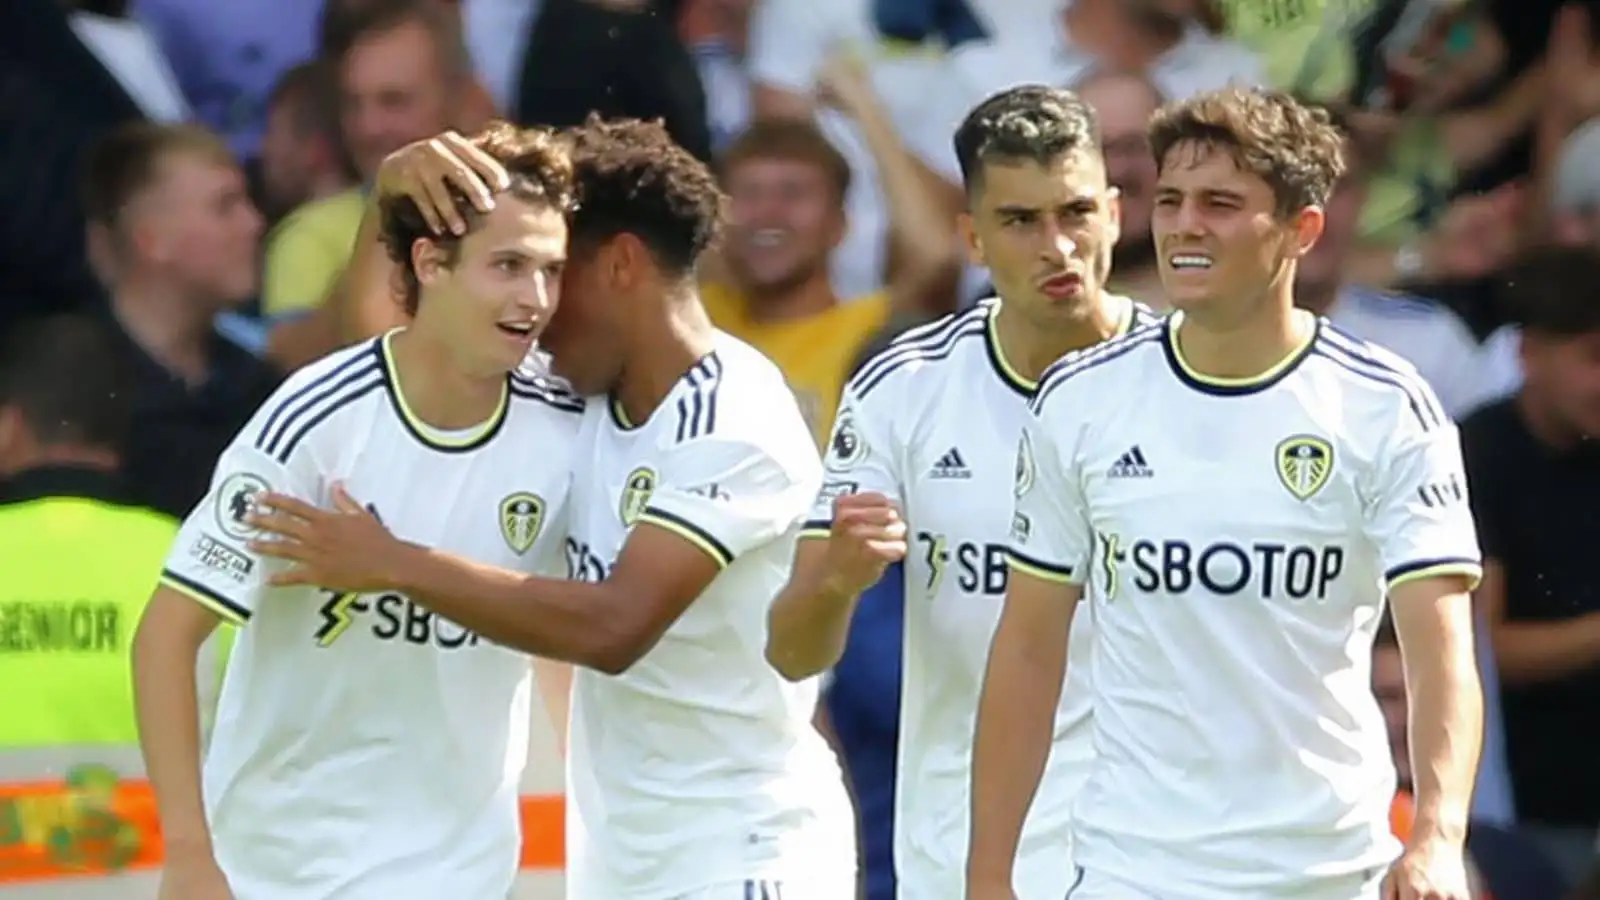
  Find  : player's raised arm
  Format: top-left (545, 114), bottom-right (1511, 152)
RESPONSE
top-left (1366, 397), bottom-right (1485, 896)
top-left (766, 389), bottom-right (907, 680)
top-left (967, 405), bottom-right (1092, 899)
top-left (249, 434), bottom-right (813, 675)
top-left (132, 431), bottom-right (316, 893)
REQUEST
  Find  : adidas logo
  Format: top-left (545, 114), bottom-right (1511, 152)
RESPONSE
top-left (1107, 445), bottom-right (1153, 479)
top-left (930, 446), bottom-right (972, 479)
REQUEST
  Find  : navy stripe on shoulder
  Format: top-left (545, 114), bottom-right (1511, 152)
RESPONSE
top-left (1131, 303), bottom-right (1162, 326)
top-left (1313, 327), bottom-right (1446, 431)
top-left (674, 352), bottom-right (724, 443)
top-left (255, 344), bottom-right (385, 465)
top-left (847, 305), bottom-right (988, 399)
top-left (509, 371), bottom-right (585, 413)
top-left (1031, 322), bottom-right (1163, 413)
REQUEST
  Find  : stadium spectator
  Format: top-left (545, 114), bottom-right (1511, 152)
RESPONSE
top-left (1075, 67), bottom-right (1165, 306)
top-left (257, 61), bottom-right (352, 223)
top-left (1463, 245), bottom-right (1600, 884)
top-left (262, 0), bottom-right (489, 347)
top-left (81, 122), bottom-right (279, 520)
top-left (704, 60), bottom-right (957, 444)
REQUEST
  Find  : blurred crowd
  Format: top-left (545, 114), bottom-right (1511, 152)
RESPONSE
top-left (1, 0), bottom-right (1599, 898)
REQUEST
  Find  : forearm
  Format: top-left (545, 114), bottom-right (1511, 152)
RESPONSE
top-left (967, 614), bottom-right (1067, 881)
top-left (1441, 62), bottom-right (1546, 173)
top-left (1491, 613), bottom-right (1600, 684)
top-left (852, 102), bottom-right (955, 289)
top-left (1405, 636), bottom-right (1483, 844)
top-left (131, 626), bottom-right (213, 852)
top-left (338, 197), bottom-right (406, 342)
top-left (765, 562), bottom-right (863, 680)
top-left (389, 543), bottom-right (632, 670)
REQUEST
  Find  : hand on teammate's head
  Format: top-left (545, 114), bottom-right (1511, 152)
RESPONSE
top-left (375, 130), bottom-right (511, 235)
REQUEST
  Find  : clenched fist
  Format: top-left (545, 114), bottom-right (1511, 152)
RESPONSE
top-left (822, 492), bottom-right (907, 595)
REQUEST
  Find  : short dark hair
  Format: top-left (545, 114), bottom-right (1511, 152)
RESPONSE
top-left (379, 122), bottom-right (575, 315)
top-left (0, 315), bottom-right (133, 450)
top-left (1502, 246), bottom-right (1600, 337)
top-left (81, 122), bottom-right (234, 231)
top-left (952, 85), bottom-right (1102, 197)
top-left (268, 60), bottom-right (343, 146)
top-left (1147, 87), bottom-right (1346, 216)
top-left (568, 116), bottom-right (725, 276)
top-left (718, 119), bottom-right (852, 201)
top-left (320, 0), bottom-right (471, 82)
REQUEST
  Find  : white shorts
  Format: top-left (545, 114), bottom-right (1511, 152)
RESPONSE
top-left (1062, 865), bottom-right (1387, 900)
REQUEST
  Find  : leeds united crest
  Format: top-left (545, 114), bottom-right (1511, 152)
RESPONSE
top-left (1275, 435), bottom-right (1333, 501)
top-left (499, 492), bottom-right (547, 555)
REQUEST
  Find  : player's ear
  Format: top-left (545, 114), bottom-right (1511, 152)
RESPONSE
top-left (1288, 204), bottom-right (1325, 259)
top-left (1105, 186), bottom-right (1123, 247)
top-left (411, 236), bottom-right (451, 287)
top-left (958, 212), bottom-right (985, 267)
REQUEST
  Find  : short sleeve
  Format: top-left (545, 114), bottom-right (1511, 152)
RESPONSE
top-left (800, 384), bottom-right (904, 539)
top-left (1366, 406), bottom-right (1484, 593)
top-left (158, 429), bottom-right (320, 625)
top-left (636, 435), bottom-right (819, 569)
top-left (1006, 403), bottom-right (1091, 585)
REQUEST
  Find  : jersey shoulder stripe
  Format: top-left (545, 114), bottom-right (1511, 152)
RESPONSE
top-left (1031, 321), bottom-right (1164, 413)
top-left (1130, 302), bottom-right (1162, 327)
top-left (673, 352), bottom-right (725, 443)
top-left (847, 303), bottom-right (988, 399)
top-left (1314, 325), bottom-right (1447, 431)
top-left (254, 341), bottom-right (385, 465)
top-left (509, 370), bottom-right (586, 413)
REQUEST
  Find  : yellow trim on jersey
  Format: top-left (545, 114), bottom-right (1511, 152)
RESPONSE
top-left (380, 330), bottom-right (508, 448)
top-left (1167, 309), bottom-right (1316, 387)
top-left (1387, 561), bottom-right (1484, 592)
top-left (159, 572), bottom-right (249, 626)
top-left (635, 508), bottom-right (736, 569)
top-left (1005, 550), bottom-right (1076, 585)
top-left (984, 295), bottom-right (1137, 393)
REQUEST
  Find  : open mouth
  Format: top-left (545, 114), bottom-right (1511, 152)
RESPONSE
top-left (1038, 273), bottom-right (1082, 297)
top-left (1167, 253), bottom-right (1214, 271)
top-left (497, 321), bottom-right (537, 339)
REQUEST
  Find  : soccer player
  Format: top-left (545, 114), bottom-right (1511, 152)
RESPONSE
top-left (131, 124), bottom-right (583, 899)
top-left (243, 118), bottom-right (855, 900)
top-left (763, 85), bottom-right (1158, 900)
top-left (968, 88), bottom-right (1484, 900)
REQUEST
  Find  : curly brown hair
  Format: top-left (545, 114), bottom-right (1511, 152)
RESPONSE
top-left (1147, 88), bottom-right (1346, 217)
top-left (567, 115), bottom-right (725, 276)
top-left (379, 121), bottom-right (574, 315)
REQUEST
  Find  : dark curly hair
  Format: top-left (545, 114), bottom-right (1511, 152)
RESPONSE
top-left (379, 121), bottom-right (574, 315)
top-left (567, 115), bottom-right (724, 277)
top-left (1147, 87), bottom-right (1346, 217)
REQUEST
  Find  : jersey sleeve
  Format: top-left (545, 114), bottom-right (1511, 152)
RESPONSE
top-left (1366, 400), bottom-right (1484, 593)
top-left (1005, 400), bottom-right (1091, 585)
top-left (799, 383), bottom-right (904, 540)
top-left (158, 420), bottom-right (322, 625)
top-left (636, 434), bottom-right (818, 570)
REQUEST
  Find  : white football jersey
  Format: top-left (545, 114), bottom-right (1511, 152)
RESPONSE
top-left (563, 334), bottom-right (854, 900)
top-left (1009, 313), bottom-right (1482, 898)
top-left (159, 333), bottom-right (583, 900)
top-left (804, 297), bottom-right (1157, 900)
top-left (1325, 286), bottom-right (1502, 418)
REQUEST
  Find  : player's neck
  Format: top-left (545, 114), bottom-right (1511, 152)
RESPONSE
top-left (386, 328), bottom-right (505, 430)
top-left (109, 281), bottom-right (214, 383)
top-left (740, 271), bottom-right (838, 323)
top-left (1295, 281), bottom-right (1340, 317)
top-left (995, 291), bottom-right (1127, 382)
top-left (614, 286), bottom-right (718, 426)
top-left (1174, 298), bottom-right (1313, 380)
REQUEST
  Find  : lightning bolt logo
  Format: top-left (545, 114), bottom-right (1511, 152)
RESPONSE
top-left (313, 591), bottom-right (359, 647)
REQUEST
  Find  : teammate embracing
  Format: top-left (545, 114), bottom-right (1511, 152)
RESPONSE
top-left (243, 118), bottom-right (855, 900)
top-left (970, 88), bottom-right (1483, 900)
top-left (763, 85), bottom-right (1157, 900)
top-left (133, 123), bottom-right (582, 900)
